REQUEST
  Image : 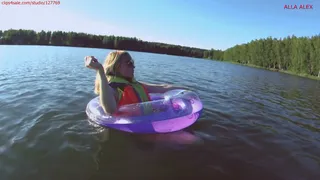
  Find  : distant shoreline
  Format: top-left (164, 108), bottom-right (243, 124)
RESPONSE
top-left (2, 44), bottom-right (318, 81)
top-left (220, 60), bottom-right (320, 81)
top-left (1, 29), bottom-right (319, 81)
top-left (0, 29), bottom-right (207, 59)
top-left (0, 44), bottom-right (206, 59)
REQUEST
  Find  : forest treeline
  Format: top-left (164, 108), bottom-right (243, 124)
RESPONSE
top-left (0, 29), bottom-right (205, 58)
top-left (0, 29), bottom-right (319, 78)
top-left (204, 35), bottom-right (320, 77)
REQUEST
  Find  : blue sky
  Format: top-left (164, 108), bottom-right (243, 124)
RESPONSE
top-left (0, 0), bottom-right (319, 50)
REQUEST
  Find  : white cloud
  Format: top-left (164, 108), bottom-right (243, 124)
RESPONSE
top-left (0, 5), bottom-right (173, 44)
top-left (0, 3), bottom-right (213, 49)
top-left (0, 4), bottom-right (119, 36)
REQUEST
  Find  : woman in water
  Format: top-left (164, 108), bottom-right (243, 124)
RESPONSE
top-left (84, 50), bottom-right (188, 115)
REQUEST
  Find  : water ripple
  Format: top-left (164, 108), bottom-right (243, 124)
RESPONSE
top-left (0, 46), bottom-right (319, 180)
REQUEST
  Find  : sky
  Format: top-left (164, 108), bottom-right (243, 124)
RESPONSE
top-left (0, 0), bottom-right (319, 50)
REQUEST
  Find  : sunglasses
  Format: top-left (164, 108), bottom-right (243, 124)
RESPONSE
top-left (124, 59), bottom-right (135, 68)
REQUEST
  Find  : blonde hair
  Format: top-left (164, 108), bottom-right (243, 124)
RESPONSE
top-left (94, 50), bottom-right (132, 95)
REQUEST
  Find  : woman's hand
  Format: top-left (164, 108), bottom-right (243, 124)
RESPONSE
top-left (84, 56), bottom-right (103, 70)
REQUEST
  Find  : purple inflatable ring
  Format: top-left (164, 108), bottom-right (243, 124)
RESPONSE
top-left (86, 89), bottom-right (203, 134)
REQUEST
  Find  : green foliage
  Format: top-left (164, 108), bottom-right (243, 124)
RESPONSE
top-left (0, 29), bottom-right (206, 58)
top-left (204, 35), bottom-right (320, 78)
top-left (0, 30), bottom-right (2, 44)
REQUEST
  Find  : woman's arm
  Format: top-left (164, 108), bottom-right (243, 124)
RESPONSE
top-left (142, 82), bottom-right (189, 94)
top-left (85, 56), bottom-right (118, 114)
top-left (97, 67), bottom-right (119, 114)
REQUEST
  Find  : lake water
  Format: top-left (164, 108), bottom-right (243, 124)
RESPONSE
top-left (0, 45), bottom-right (319, 180)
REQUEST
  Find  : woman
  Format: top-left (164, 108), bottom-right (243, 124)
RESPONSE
top-left (84, 50), bottom-right (188, 115)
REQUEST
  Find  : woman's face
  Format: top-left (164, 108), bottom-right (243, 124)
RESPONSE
top-left (118, 53), bottom-right (135, 78)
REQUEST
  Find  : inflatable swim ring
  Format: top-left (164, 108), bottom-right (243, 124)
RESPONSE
top-left (86, 89), bottom-right (203, 134)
